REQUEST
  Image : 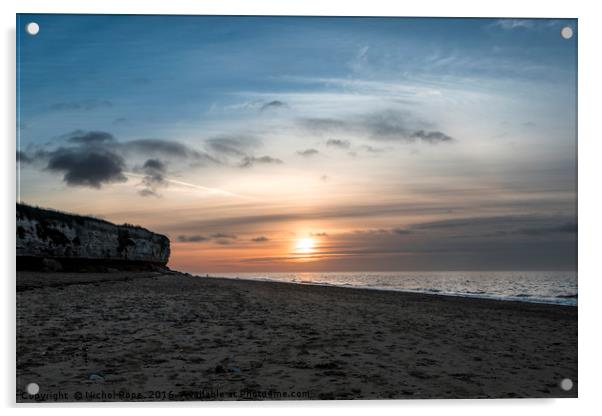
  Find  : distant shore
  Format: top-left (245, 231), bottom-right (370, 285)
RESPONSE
top-left (17, 271), bottom-right (577, 401)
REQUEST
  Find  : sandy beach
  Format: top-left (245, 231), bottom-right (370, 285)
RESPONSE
top-left (17, 271), bottom-right (577, 401)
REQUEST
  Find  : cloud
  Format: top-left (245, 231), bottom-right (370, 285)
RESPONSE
top-left (178, 233), bottom-right (245, 244)
top-left (177, 235), bottom-right (209, 242)
top-left (21, 130), bottom-right (219, 192)
top-left (239, 155), bottom-right (283, 168)
top-left (409, 130), bottom-right (453, 143)
top-left (48, 99), bottom-right (113, 112)
top-left (310, 232), bottom-right (328, 237)
top-left (142, 158), bottom-right (165, 172)
top-left (67, 131), bottom-right (115, 145)
top-left (251, 236), bottom-right (269, 242)
top-left (414, 215), bottom-right (577, 238)
top-left (297, 148), bottom-right (319, 157)
top-left (300, 118), bottom-right (348, 133)
top-left (360, 145), bottom-right (385, 153)
top-left (45, 147), bottom-right (127, 188)
top-left (260, 100), bottom-right (289, 112)
top-left (362, 111), bottom-right (454, 143)
top-left (136, 158), bottom-right (168, 197)
top-left (301, 110), bottom-right (454, 144)
top-left (326, 139), bottom-right (351, 149)
top-left (492, 19), bottom-right (536, 30)
top-left (121, 139), bottom-right (213, 161)
top-left (353, 227), bottom-right (411, 236)
top-left (210, 233), bottom-right (238, 245)
top-left (205, 135), bottom-right (261, 158)
top-left (210, 233), bottom-right (237, 239)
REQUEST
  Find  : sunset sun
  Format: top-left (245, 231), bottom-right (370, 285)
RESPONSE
top-left (295, 238), bottom-right (315, 253)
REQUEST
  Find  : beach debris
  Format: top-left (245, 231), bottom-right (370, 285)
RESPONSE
top-left (88, 373), bottom-right (105, 382)
top-left (215, 355), bottom-right (242, 374)
top-left (227, 354), bottom-right (242, 373)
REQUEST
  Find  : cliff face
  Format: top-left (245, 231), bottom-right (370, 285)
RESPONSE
top-left (17, 204), bottom-right (170, 271)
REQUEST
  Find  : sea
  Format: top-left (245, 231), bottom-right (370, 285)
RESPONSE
top-left (213, 271), bottom-right (577, 306)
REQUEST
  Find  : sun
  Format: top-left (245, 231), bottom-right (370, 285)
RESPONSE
top-left (295, 238), bottom-right (315, 253)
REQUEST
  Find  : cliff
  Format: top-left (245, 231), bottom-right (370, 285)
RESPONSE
top-left (16, 203), bottom-right (170, 271)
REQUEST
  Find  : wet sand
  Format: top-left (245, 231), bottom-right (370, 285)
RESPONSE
top-left (16, 271), bottom-right (577, 401)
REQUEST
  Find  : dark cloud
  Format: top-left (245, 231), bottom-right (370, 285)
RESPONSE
top-left (361, 111), bottom-right (454, 143)
top-left (205, 135), bottom-right (261, 158)
top-left (177, 235), bottom-right (209, 242)
top-left (178, 233), bottom-right (244, 244)
top-left (136, 158), bottom-right (168, 197)
top-left (49, 99), bottom-right (113, 112)
top-left (353, 228), bottom-right (411, 236)
top-left (210, 233), bottom-right (237, 239)
top-left (142, 158), bottom-right (166, 172)
top-left (310, 232), bottom-right (328, 237)
top-left (67, 131), bottom-right (115, 145)
top-left (409, 130), bottom-right (453, 143)
top-left (251, 236), bottom-right (269, 242)
top-left (239, 155), bottom-right (283, 168)
top-left (45, 147), bottom-right (127, 188)
top-left (297, 148), bottom-right (319, 157)
top-left (209, 233), bottom-right (237, 245)
top-left (326, 139), bottom-right (351, 149)
top-left (22, 130), bottom-right (218, 193)
top-left (301, 110), bottom-right (455, 144)
top-left (260, 100), bottom-right (289, 112)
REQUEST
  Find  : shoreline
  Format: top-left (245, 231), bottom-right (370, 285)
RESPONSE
top-left (18, 270), bottom-right (577, 308)
top-left (17, 271), bottom-right (578, 400)
top-left (207, 274), bottom-right (578, 307)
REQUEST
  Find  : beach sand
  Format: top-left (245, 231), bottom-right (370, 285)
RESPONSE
top-left (16, 271), bottom-right (577, 401)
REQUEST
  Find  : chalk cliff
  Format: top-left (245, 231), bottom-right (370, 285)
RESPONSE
top-left (16, 203), bottom-right (170, 271)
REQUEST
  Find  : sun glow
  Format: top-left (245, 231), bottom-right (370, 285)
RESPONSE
top-left (295, 238), bottom-right (315, 253)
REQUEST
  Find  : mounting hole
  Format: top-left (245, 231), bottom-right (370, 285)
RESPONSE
top-left (560, 26), bottom-right (573, 40)
top-left (26, 382), bottom-right (39, 395)
top-left (560, 378), bottom-right (573, 391)
top-left (26, 22), bottom-right (40, 36)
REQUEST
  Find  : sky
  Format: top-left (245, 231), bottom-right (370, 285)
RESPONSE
top-left (16, 15), bottom-right (577, 272)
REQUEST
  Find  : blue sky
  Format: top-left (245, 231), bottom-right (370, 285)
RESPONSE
top-left (17, 15), bottom-right (577, 272)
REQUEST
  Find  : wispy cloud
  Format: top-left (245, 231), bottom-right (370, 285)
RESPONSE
top-left (260, 100), bottom-right (289, 112)
top-left (239, 155), bottom-right (283, 168)
top-left (302, 110), bottom-right (454, 144)
top-left (326, 139), bottom-right (351, 149)
top-left (48, 99), bottom-right (112, 112)
top-left (492, 19), bottom-right (536, 30)
top-left (296, 148), bottom-right (319, 157)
